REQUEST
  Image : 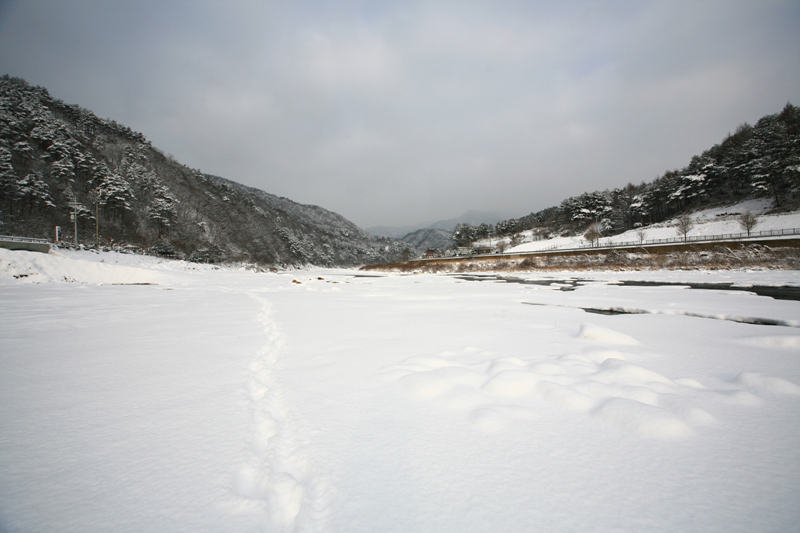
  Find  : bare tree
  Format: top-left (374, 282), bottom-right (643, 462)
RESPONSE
top-left (675, 213), bottom-right (694, 241)
top-left (584, 223), bottom-right (602, 247)
top-left (737, 210), bottom-right (759, 237)
top-left (635, 226), bottom-right (646, 244)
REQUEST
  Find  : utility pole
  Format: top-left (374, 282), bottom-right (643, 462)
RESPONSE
top-left (65, 186), bottom-right (80, 247)
top-left (69, 201), bottom-right (79, 246)
top-left (89, 188), bottom-right (100, 248)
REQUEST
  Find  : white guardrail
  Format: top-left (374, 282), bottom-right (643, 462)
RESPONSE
top-left (559, 227), bottom-right (800, 252)
top-left (0, 235), bottom-right (51, 244)
top-left (428, 228), bottom-right (800, 260)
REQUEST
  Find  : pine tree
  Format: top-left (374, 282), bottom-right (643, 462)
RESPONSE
top-left (0, 144), bottom-right (18, 215)
top-left (148, 184), bottom-right (179, 237)
top-left (16, 172), bottom-right (55, 212)
top-left (96, 167), bottom-right (135, 223)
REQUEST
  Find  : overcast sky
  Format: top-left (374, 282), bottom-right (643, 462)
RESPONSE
top-left (1, 1), bottom-right (798, 228)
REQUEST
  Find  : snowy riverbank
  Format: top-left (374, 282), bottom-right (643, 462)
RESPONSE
top-left (1, 249), bottom-right (799, 532)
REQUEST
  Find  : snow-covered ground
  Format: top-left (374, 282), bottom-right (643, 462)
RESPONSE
top-left (1, 248), bottom-right (799, 532)
top-left (504, 199), bottom-right (800, 253)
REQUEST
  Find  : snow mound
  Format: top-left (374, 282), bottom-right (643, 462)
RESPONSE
top-left (470, 406), bottom-right (536, 432)
top-left (732, 372), bottom-right (800, 395)
top-left (744, 335), bottom-right (800, 349)
top-left (593, 358), bottom-right (675, 387)
top-left (593, 398), bottom-right (694, 439)
top-left (483, 370), bottom-right (541, 397)
top-left (380, 342), bottom-right (800, 440)
top-left (0, 248), bottom-right (163, 285)
top-left (577, 324), bottom-right (640, 345)
top-left (400, 371), bottom-right (458, 400)
top-left (383, 346), bottom-right (710, 438)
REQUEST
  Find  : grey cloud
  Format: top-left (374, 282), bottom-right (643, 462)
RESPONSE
top-left (1, 0), bottom-right (798, 228)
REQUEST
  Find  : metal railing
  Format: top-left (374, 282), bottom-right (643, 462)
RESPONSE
top-left (561, 227), bottom-right (800, 252)
top-left (0, 235), bottom-right (51, 244)
top-left (423, 227), bottom-right (800, 260)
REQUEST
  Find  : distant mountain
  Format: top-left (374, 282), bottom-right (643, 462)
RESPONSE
top-left (427, 210), bottom-right (504, 231)
top-left (0, 75), bottom-right (407, 267)
top-left (365, 223), bottom-right (427, 239)
top-left (399, 228), bottom-right (453, 253)
top-left (366, 210), bottom-right (503, 238)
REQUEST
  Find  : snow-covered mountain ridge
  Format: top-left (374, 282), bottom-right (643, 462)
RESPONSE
top-left (0, 75), bottom-right (408, 267)
top-left (455, 103), bottom-right (800, 251)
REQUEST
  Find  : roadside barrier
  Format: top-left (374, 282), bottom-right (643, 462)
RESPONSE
top-left (429, 228), bottom-right (800, 260)
top-left (0, 235), bottom-right (51, 244)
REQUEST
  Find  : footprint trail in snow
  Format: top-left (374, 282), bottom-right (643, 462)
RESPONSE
top-left (233, 292), bottom-right (331, 532)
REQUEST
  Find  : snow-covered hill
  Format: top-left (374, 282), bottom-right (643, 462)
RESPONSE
top-left (0, 76), bottom-right (407, 267)
top-left (399, 227), bottom-right (454, 253)
top-left (501, 199), bottom-right (800, 253)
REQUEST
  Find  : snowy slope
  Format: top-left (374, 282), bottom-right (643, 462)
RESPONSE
top-left (0, 77), bottom-right (407, 268)
top-left (1, 249), bottom-right (799, 532)
top-left (505, 199), bottom-right (800, 253)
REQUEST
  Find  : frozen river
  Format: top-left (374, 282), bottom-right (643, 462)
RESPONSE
top-left (1, 248), bottom-right (799, 532)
